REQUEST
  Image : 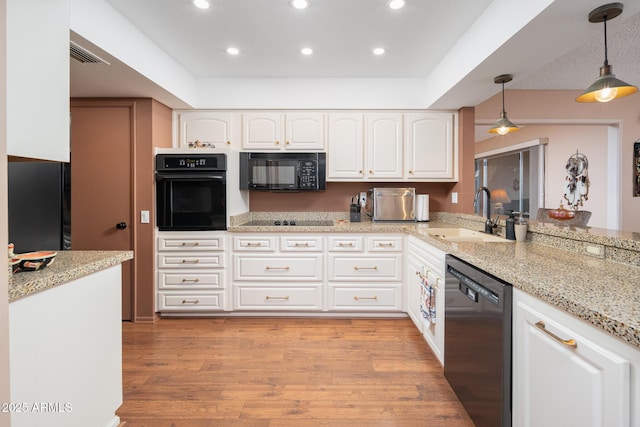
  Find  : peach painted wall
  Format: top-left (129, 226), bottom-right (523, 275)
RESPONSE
top-left (250, 107), bottom-right (477, 216)
top-left (475, 89), bottom-right (640, 232)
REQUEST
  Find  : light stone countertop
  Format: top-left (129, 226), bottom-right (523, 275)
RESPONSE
top-left (229, 213), bottom-right (640, 349)
top-left (9, 250), bottom-right (134, 303)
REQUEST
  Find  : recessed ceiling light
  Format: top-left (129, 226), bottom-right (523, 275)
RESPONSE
top-left (291, 0), bottom-right (308, 9)
top-left (388, 0), bottom-right (405, 10)
top-left (226, 47), bottom-right (240, 55)
top-left (373, 47), bottom-right (386, 55)
top-left (301, 47), bottom-right (313, 56)
top-left (193, 0), bottom-right (210, 10)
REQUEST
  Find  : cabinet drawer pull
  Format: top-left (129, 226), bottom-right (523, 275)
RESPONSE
top-left (266, 266), bottom-right (290, 271)
top-left (338, 242), bottom-right (354, 247)
top-left (354, 266), bottom-right (378, 271)
top-left (246, 242), bottom-right (263, 247)
top-left (534, 321), bottom-right (577, 349)
top-left (266, 296), bottom-right (290, 300)
top-left (376, 242), bottom-right (394, 247)
top-left (181, 278), bottom-right (200, 283)
top-left (181, 299), bottom-right (200, 304)
top-left (181, 242), bottom-right (200, 247)
top-left (354, 296), bottom-right (378, 301)
top-left (181, 259), bottom-right (200, 264)
top-left (294, 243), bottom-right (310, 247)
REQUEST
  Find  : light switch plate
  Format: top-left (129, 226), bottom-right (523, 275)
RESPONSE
top-left (141, 210), bottom-right (150, 224)
top-left (451, 192), bottom-right (458, 204)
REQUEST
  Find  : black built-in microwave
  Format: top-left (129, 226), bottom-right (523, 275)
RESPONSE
top-left (239, 152), bottom-right (326, 191)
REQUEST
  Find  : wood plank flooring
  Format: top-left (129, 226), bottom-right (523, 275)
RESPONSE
top-left (117, 317), bottom-right (474, 427)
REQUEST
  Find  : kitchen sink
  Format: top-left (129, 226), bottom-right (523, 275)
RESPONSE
top-left (424, 228), bottom-right (513, 243)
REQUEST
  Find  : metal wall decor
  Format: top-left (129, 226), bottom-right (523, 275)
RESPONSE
top-left (563, 151), bottom-right (590, 209)
top-left (634, 141), bottom-right (640, 197)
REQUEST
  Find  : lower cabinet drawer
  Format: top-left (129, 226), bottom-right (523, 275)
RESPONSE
top-left (158, 292), bottom-right (225, 311)
top-left (329, 286), bottom-right (402, 311)
top-left (158, 270), bottom-right (225, 290)
top-left (233, 255), bottom-right (323, 281)
top-left (158, 253), bottom-right (225, 268)
top-left (329, 255), bottom-right (402, 281)
top-left (233, 285), bottom-right (323, 310)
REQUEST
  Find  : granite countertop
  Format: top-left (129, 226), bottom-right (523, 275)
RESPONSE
top-left (228, 213), bottom-right (640, 349)
top-left (9, 250), bottom-right (134, 302)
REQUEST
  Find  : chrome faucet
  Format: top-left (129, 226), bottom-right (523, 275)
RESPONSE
top-left (474, 186), bottom-right (499, 234)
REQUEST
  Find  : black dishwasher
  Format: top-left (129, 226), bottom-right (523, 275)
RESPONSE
top-left (444, 254), bottom-right (512, 427)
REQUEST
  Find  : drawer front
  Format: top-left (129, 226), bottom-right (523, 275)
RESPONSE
top-left (158, 253), bottom-right (225, 268)
top-left (329, 286), bottom-right (401, 311)
top-left (408, 237), bottom-right (445, 276)
top-left (329, 255), bottom-right (402, 281)
top-left (234, 255), bottom-right (323, 281)
top-left (367, 236), bottom-right (403, 252)
top-left (158, 291), bottom-right (225, 311)
top-left (158, 235), bottom-right (225, 251)
top-left (233, 236), bottom-right (277, 252)
top-left (158, 270), bottom-right (225, 290)
top-left (279, 236), bottom-right (324, 252)
top-left (327, 236), bottom-right (364, 252)
top-left (234, 285), bottom-right (323, 310)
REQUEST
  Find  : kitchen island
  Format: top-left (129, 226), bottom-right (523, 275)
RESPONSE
top-left (8, 250), bottom-right (133, 427)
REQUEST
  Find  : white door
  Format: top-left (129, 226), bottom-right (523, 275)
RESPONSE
top-left (179, 112), bottom-right (233, 148)
top-left (404, 112), bottom-right (455, 180)
top-left (285, 113), bottom-right (325, 150)
top-left (327, 113), bottom-right (364, 179)
top-left (366, 113), bottom-right (403, 179)
top-left (513, 290), bottom-right (631, 427)
top-left (242, 113), bottom-right (283, 150)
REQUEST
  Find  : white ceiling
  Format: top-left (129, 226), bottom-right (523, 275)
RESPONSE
top-left (70, 0), bottom-right (640, 111)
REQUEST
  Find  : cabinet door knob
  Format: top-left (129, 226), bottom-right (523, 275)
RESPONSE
top-left (409, 170), bottom-right (414, 174)
top-left (286, 141), bottom-right (290, 145)
top-left (116, 222), bottom-right (127, 230)
top-left (368, 170), bottom-right (373, 174)
top-left (226, 140), bottom-right (231, 145)
top-left (275, 140), bottom-right (280, 145)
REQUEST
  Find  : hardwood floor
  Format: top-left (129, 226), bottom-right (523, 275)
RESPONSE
top-left (117, 317), bottom-right (474, 427)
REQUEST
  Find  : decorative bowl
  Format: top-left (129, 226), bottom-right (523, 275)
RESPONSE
top-left (11, 251), bottom-right (57, 272)
top-left (548, 203), bottom-right (576, 221)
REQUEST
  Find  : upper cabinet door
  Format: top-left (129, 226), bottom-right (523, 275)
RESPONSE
top-left (242, 113), bottom-right (283, 150)
top-left (366, 113), bottom-right (403, 180)
top-left (179, 112), bottom-right (233, 148)
top-left (284, 113), bottom-right (325, 150)
top-left (327, 113), bottom-right (364, 180)
top-left (404, 112), bottom-right (456, 181)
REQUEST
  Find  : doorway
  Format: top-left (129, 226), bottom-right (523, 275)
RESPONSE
top-left (70, 102), bottom-right (134, 320)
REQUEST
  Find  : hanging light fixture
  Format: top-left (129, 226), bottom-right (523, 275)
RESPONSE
top-left (488, 74), bottom-right (519, 135)
top-left (576, 3), bottom-right (638, 103)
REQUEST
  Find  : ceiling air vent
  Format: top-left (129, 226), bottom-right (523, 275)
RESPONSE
top-left (70, 41), bottom-right (110, 65)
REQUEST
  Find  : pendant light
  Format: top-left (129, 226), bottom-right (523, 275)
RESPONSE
top-left (488, 74), bottom-right (519, 135)
top-left (576, 3), bottom-right (638, 103)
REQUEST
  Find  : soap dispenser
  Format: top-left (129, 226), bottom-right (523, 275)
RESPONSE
top-left (505, 213), bottom-right (516, 240)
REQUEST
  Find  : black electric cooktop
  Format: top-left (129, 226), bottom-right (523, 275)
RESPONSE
top-left (242, 219), bottom-right (334, 227)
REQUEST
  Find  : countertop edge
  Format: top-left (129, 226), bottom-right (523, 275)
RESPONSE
top-left (9, 250), bottom-right (134, 303)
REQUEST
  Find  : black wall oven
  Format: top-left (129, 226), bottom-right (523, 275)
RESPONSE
top-left (155, 153), bottom-right (227, 231)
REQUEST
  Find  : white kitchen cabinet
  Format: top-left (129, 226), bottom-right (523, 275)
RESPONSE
top-left (177, 111), bottom-right (234, 148)
top-left (8, 0), bottom-right (69, 162)
top-left (404, 112), bottom-right (457, 181)
top-left (513, 288), bottom-right (640, 427)
top-left (242, 112), bottom-right (324, 150)
top-left (405, 236), bottom-right (445, 365)
top-left (231, 234), bottom-right (325, 311)
top-left (156, 231), bottom-right (228, 314)
top-left (327, 113), bottom-right (364, 179)
top-left (365, 113), bottom-right (403, 180)
top-left (327, 234), bottom-right (404, 312)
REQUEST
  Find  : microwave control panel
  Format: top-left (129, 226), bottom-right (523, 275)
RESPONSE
top-left (299, 160), bottom-right (318, 189)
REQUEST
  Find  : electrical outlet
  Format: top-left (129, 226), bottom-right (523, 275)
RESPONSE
top-left (451, 192), bottom-right (458, 204)
top-left (141, 210), bottom-right (150, 224)
top-left (359, 191), bottom-right (367, 207)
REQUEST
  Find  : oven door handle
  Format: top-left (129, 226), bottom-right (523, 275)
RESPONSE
top-left (156, 174), bottom-right (225, 181)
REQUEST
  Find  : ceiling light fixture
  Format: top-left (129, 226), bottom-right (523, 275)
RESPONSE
top-left (193, 0), bottom-right (210, 10)
top-left (373, 47), bottom-right (385, 55)
top-left (576, 3), bottom-right (638, 103)
top-left (301, 47), bottom-right (313, 56)
top-left (291, 0), bottom-right (308, 9)
top-left (388, 0), bottom-right (405, 10)
top-left (488, 74), bottom-right (519, 136)
top-left (226, 47), bottom-right (239, 55)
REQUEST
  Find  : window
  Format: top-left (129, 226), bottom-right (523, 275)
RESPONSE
top-left (475, 145), bottom-right (543, 220)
